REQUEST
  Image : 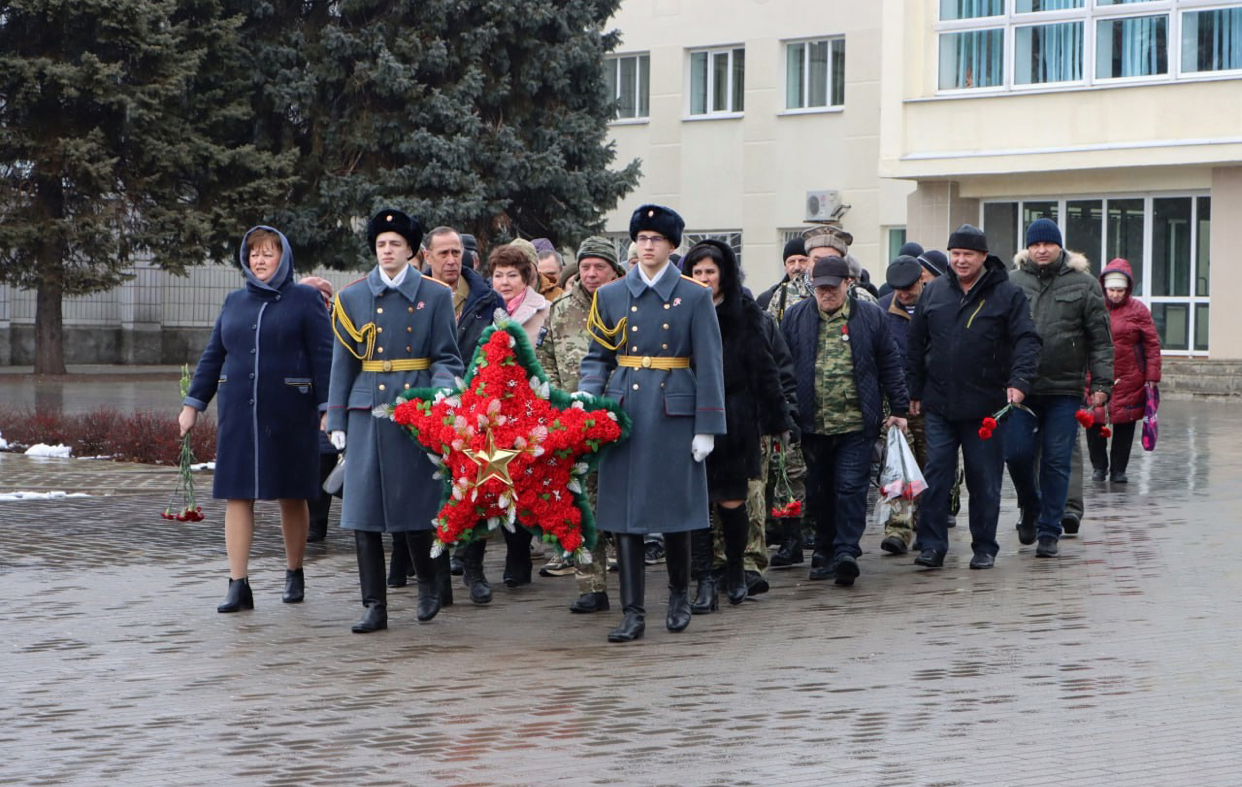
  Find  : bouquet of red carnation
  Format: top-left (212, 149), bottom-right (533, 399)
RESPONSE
top-left (978, 400), bottom-right (1033, 440)
top-left (1076, 406), bottom-right (1112, 437)
top-left (162, 365), bottom-right (204, 523)
top-left (768, 440), bottom-right (802, 519)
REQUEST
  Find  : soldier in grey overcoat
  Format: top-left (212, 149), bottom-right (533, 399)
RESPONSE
top-left (326, 209), bottom-right (464, 634)
top-left (578, 204), bottom-right (726, 643)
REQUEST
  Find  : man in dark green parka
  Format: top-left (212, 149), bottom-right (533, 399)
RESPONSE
top-left (1004, 218), bottom-right (1113, 558)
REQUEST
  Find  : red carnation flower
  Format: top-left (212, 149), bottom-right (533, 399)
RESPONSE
top-left (1074, 410), bottom-right (1094, 428)
top-left (982, 417), bottom-right (998, 430)
top-left (979, 426), bottom-right (994, 440)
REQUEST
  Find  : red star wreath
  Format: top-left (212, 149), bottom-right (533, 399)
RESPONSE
top-left (375, 322), bottom-right (630, 562)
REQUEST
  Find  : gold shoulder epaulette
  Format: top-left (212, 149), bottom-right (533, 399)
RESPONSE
top-left (681, 275), bottom-right (709, 288)
top-left (425, 276), bottom-right (452, 291)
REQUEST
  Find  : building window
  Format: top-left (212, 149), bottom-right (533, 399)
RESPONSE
top-left (605, 53), bottom-right (650, 120)
top-left (1096, 14), bottom-right (1168, 78)
top-left (939, 28), bottom-right (1005, 88)
top-left (937, 1), bottom-right (1242, 92)
top-left (785, 38), bottom-right (846, 109)
top-left (940, 0), bottom-right (1004, 20)
top-left (981, 194), bottom-right (1210, 354)
top-left (683, 231), bottom-right (743, 265)
top-left (1182, 7), bottom-right (1242, 73)
top-left (887, 228), bottom-right (908, 262)
top-left (1015, 22), bottom-right (1084, 84)
top-left (689, 47), bottom-right (744, 115)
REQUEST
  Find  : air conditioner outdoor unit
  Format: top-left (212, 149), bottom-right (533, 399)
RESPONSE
top-left (805, 190), bottom-right (842, 222)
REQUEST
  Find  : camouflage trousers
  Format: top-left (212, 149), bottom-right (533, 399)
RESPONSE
top-left (760, 435), bottom-right (808, 538)
top-left (574, 474), bottom-right (608, 594)
top-left (707, 436), bottom-right (801, 573)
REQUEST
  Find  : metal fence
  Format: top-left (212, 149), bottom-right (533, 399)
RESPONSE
top-left (1, 261), bottom-right (369, 330)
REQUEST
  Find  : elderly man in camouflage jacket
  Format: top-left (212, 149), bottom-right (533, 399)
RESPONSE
top-left (535, 237), bottom-right (624, 613)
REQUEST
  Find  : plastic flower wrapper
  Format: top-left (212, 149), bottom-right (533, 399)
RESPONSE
top-left (162, 364), bottom-right (204, 522)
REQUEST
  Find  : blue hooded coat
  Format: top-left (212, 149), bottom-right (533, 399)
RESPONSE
top-left (185, 227), bottom-right (334, 500)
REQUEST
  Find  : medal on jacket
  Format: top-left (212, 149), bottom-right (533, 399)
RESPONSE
top-left (841, 324), bottom-right (850, 342)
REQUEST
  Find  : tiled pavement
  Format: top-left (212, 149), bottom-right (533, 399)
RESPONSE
top-left (2, 398), bottom-right (1240, 786)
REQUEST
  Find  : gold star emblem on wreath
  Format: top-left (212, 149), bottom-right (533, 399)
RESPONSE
top-left (470, 429), bottom-right (519, 488)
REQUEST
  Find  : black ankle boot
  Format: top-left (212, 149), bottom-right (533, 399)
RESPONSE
top-left (663, 531), bottom-right (691, 633)
top-left (770, 519), bottom-right (804, 566)
top-left (217, 577), bottom-right (254, 613)
top-left (608, 534), bottom-right (646, 642)
top-left (282, 568), bottom-right (304, 603)
top-left (719, 505), bottom-right (749, 606)
top-left (351, 604), bottom-right (387, 633)
top-left (408, 531), bottom-right (442, 622)
top-left (461, 539), bottom-right (493, 604)
top-left (689, 527), bottom-right (718, 615)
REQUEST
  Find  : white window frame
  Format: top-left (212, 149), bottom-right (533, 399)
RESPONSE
top-left (605, 52), bottom-right (651, 125)
top-left (979, 191), bottom-right (1212, 356)
top-left (935, 0), bottom-right (1242, 95)
top-left (685, 45), bottom-right (745, 119)
top-left (781, 36), bottom-right (847, 115)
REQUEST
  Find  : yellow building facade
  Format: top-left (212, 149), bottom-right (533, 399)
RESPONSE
top-left (607, 0), bottom-right (1242, 358)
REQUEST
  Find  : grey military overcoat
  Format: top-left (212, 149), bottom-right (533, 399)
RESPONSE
top-left (326, 267), bottom-right (464, 532)
top-left (578, 265), bottom-right (726, 535)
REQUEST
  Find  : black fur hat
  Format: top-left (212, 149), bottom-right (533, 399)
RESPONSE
top-left (367, 209), bottom-right (423, 252)
top-left (629, 204), bottom-right (684, 248)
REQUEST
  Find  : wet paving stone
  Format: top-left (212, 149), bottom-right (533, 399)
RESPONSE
top-left (2, 399), bottom-right (1242, 785)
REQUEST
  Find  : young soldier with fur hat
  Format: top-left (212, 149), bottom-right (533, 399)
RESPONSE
top-left (578, 204), bottom-right (726, 643)
top-left (326, 208), bottom-right (465, 633)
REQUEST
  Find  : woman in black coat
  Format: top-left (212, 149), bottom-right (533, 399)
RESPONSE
top-left (681, 240), bottom-right (791, 610)
top-left (179, 227), bottom-right (333, 613)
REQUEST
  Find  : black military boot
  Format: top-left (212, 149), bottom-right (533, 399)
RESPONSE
top-left (502, 526), bottom-right (533, 587)
top-left (689, 527), bottom-right (718, 615)
top-left (388, 532), bottom-right (413, 587)
top-left (407, 531), bottom-right (443, 622)
top-left (217, 577), bottom-right (254, 613)
top-left (663, 531), bottom-right (692, 633)
top-left (607, 534), bottom-right (646, 643)
top-left (769, 519), bottom-right (804, 567)
top-left (436, 550), bottom-right (454, 607)
top-left (351, 531), bottom-right (388, 633)
top-left (719, 504), bottom-right (750, 605)
top-left (460, 539), bottom-right (493, 604)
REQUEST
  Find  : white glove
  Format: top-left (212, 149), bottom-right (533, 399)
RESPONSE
top-left (691, 433), bottom-right (714, 463)
top-left (330, 431), bottom-right (347, 450)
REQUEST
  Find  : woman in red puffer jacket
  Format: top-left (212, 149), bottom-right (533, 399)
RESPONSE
top-left (1088, 258), bottom-right (1161, 483)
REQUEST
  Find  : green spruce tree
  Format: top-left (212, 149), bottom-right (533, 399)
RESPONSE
top-left (266, 0), bottom-right (640, 265)
top-left (0, 0), bottom-right (297, 373)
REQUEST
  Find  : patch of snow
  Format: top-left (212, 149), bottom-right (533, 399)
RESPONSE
top-left (0, 491), bottom-right (91, 501)
top-left (24, 443), bottom-right (72, 458)
top-left (190, 461), bottom-right (216, 471)
top-left (0, 434), bottom-right (8, 450)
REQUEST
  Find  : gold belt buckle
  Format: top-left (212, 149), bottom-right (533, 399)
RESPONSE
top-left (382, 360), bottom-right (393, 372)
top-left (641, 356), bottom-right (652, 368)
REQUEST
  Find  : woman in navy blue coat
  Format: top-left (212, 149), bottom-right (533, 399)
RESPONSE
top-left (179, 226), bottom-right (334, 613)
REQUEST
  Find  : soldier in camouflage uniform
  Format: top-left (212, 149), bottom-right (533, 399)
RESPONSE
top-left (534, 236), bottom-right (624, 613)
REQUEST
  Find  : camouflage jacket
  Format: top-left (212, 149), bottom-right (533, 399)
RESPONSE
top-left (535, 277), bottom-right (593, 392)
top-left (766, 274), bottom-right (813, 324)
